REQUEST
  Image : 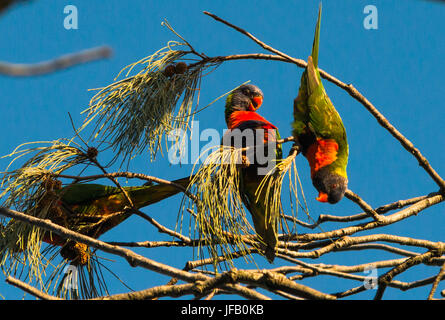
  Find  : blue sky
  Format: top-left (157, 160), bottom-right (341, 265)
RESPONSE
top-left (0, 0), bottom-right (444, 300)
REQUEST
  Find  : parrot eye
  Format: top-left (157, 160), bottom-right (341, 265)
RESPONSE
top-left (330, 184), bottom-right (338, 189)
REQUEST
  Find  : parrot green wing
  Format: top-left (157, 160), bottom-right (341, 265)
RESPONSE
top-left (306, 57), bottom-right (347, 143)
top-left (59, 177), bottom-right (190, 209)
top-left (50, 177), bottom-right (191, 241)
top-left (59, 184), bottom-right (122, 206)
top-left (292, 70), bottom-right (309, 137)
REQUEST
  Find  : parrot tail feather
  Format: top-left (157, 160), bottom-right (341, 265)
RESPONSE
top-left (244, 191), bottom-right (278, 263)
top-left (311, 3), bottom-right (322, 68)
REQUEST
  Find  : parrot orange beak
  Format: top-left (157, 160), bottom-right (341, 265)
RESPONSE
top-left (251, 95), bottom-right (263, 110)
top-left (316, 192), bottom-right (328, 203)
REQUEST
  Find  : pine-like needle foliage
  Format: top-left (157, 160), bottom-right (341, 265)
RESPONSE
top-left (0, 139), bottom-right (102, 296)
top-left (182, 138), bottom-right (307, 269)
top-left (257, 147), bottom-right (308, 236)
top-left (80, 40), bottom-right (219, 166)
top-left (184, 146), bottom-right (262, 270)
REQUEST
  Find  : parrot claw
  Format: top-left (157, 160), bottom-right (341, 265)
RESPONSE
top-left (240, 154), bottom-right (250, 168)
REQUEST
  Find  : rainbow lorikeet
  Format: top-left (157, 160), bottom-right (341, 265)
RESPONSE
top-left (224, 84), bottom-right (282, 262)
top-left (292, 5), bottom-right (349, 204)
top-left (38, 177), bottom-right (191, 264)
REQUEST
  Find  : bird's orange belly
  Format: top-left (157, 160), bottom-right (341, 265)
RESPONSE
top-left (306, 138), bottom-right (338, 177)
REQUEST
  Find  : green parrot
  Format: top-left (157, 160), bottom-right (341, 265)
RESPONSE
top-left (224, 84), bottom-right (282, 262)
top-left (292, 5), bottom-right (349, 204)
top-left (36, 176), bottom-right (191, 264)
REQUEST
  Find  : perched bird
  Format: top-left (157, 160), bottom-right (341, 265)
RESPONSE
top-left (224, 84), bottom-right (282, 262)
top-left (292, 6), bottom-right (349, 204)
top-left (38, 177), bottom-right (191, 265)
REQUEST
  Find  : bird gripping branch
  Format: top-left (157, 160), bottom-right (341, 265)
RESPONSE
top-left (292, 4), bottom-right (349, 204)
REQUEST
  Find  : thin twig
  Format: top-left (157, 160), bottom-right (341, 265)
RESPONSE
top-left (290, 193), bottom-right (444, 242)
top-left (428, 261), bottom-right (445, 300)
top-left (344, 190), bottom-right (386, 223)
top-left (203, 11), bottom-right (297, 65)
top-left (132, 209), bottom-right (192, 243)
top-left (374, 249), bottom-right (444, 300)
top-left (5, 276), bottom-right (62, 300)
top-left (287, 193), bottom-right (433, 229)
top-left (0, 46), bottom-right (112, 77)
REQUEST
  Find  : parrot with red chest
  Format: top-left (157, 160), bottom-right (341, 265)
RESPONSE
top-left (293, 5), bottom-right (349, 204)
top-left (224, 84), bottom-right (282, 262)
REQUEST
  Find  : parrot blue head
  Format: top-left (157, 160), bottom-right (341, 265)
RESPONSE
top-left (312, 167), bottom-right (347, 204)
top-left (225, 84), bottom-right (264, 127)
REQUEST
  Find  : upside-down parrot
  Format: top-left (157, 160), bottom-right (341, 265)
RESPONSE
top-left (36, 176), bottom-right (191, 265)
top-left (224, 84), bottom-right (282, 262)
top-left (292, 5), bottom-right (349, 204)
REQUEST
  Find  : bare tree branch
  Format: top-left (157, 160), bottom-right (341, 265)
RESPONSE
top-left (344, 190), bottom-right (386, 223)
top-left (0, 46), bottom-right (112, 77)
top-left (374, 249), bottom-right (444, 300)
top-left (428, 262), bottom-right (445, 300)
top-left (0, 207), bottom-right (271, 300)
top-left (5, 276), bottom-right (62, 300)
top-left (290, 193), bottom-right (443, 242)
